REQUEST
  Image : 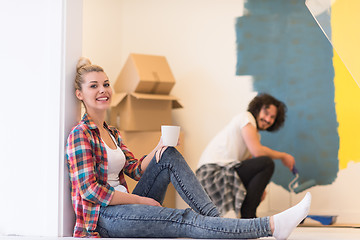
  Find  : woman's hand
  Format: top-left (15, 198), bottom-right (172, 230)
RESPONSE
top-left (137, 196), bottom-right (162, 207)
top-left (155, 136), bottom-right (181, 162)
top-left (109, 191), bottom-right (162, 206)
top-left (156, 137), bottom-right (165, 148)
top-left (140, 137), bottom-right (166, 172)
top-left (155, 146), bottom-right (168, 163)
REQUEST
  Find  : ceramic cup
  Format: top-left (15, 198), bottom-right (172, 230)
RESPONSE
top-left (161, 125), bottom-right (180, 147)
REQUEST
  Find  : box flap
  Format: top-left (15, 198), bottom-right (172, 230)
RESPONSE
top-left (130, 92), bottom-right (176, 101)
top-left (111, 92), bottom-right (182, 109)
top-left (130, 93), bottom-right (183, 109)
top-left (172, 100), bottom-right (183, 109)
top-left (110, 92), bottom-right (127, 107)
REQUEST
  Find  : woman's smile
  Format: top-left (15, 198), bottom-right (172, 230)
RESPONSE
top-left (76, 71), bottom-right (113, 112)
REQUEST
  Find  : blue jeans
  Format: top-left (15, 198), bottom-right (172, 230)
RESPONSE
top-left (97, 147), bottom-right (272, 238)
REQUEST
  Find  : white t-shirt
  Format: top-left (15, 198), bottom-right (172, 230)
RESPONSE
top-left (103, 134), bottom-right (128, 193)
top-left (197, 112), bottom-right (259, 168)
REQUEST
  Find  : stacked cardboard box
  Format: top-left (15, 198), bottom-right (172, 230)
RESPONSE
top-left (109, 53), bottom-right (183, 208)
top-left (109, 53), bottom-right (182, 131)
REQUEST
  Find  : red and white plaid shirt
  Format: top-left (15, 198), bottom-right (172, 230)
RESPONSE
top-left (66, 113), bottom-right (144, 238)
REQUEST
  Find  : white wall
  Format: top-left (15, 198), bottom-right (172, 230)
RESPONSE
top-left (59, 0), bottom-right (83, 236)
top-left (0, 0), bottom-right (82, 236)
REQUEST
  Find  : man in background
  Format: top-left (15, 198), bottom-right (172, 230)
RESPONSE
top-left (196, 93), bottom-right (295, 218)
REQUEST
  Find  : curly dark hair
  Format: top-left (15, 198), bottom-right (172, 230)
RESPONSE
top-left (247, 93), bottom-right (287, 132)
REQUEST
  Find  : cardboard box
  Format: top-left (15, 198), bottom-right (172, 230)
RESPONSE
top-left (109, 92), bottom-right (182, 131)
top-left (114, 53), bottom-right (176, 95)
top-left (120, 131), bottom-right (185, 208)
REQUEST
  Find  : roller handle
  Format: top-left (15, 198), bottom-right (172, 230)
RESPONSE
top-left (292, 166), bottom-right (299, 175)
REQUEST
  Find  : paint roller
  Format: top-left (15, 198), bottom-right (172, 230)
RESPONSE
top-left (288, 167), bottom-right (316, 193)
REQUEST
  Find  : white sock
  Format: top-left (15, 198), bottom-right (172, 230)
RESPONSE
top-left (273, 192), bottom-right (311, 240)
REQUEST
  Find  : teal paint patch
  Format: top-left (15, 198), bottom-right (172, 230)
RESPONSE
top-left (236, 0), bottom-right (339, 191)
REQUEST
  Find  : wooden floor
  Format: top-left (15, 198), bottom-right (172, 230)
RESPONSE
top-left (262, 226), bottom-right (360, 240)
top-left (1, 227), bottom-right (360, 240)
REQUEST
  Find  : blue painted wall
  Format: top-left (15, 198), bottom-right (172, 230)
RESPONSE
top-left (236, 0), bottom-right (339, 191)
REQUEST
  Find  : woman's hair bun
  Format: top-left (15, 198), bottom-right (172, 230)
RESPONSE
top-left (77, 57), bottom-right (91, 71)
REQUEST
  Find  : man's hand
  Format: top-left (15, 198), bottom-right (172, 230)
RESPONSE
top-left (281, 153), bottom-right (295, 171)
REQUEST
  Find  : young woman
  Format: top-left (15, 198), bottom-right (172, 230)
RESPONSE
top-left (66, 57), bottom-right (311, 239)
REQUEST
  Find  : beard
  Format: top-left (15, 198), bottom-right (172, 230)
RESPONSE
top-left (258, 119), bottom-right (271, 130)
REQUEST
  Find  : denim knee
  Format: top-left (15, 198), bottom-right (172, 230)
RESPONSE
top-left (161, 147), bottom-right (184, 164)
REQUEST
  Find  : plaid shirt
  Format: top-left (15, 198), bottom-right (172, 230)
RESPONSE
top-left (196, 161), bottom-right (246, 217)
top-left (66, 113), bottom-right (144, 238)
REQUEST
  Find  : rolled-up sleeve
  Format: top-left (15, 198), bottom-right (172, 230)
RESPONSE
top-left (121, 141), bottom-right (145, 181)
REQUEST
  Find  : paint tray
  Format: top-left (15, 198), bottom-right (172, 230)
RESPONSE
top-left (306, 215), bottom-right (338, 225)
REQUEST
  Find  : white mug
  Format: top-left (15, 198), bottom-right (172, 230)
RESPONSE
top-left (161, 125), bottom-right (180, 147)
